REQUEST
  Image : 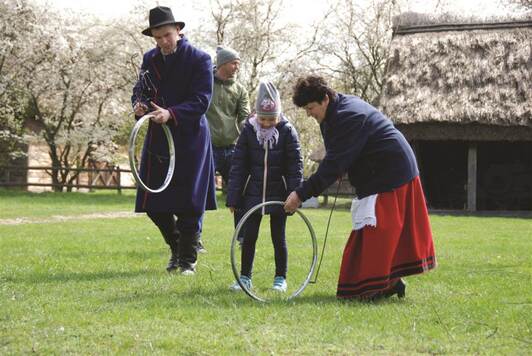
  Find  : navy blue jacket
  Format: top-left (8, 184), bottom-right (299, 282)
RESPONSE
top-left (296, 94), bottom-right (418, 201)
top-left (227, 116), bottom-right (303, 214)
top-left (131, 36), bottom-right (217, 214)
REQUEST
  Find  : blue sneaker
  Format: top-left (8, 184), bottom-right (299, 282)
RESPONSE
top-left (272, 276), bottom-right (287, 292)
top-left (229, 276), bottom-right (252, 291)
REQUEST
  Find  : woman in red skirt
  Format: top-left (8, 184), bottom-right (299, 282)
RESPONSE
top-left (284, 75), bottom-right (436, 301)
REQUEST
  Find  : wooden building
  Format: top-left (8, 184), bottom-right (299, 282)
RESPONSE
top-left (380, 18), bottom-right (532, 211)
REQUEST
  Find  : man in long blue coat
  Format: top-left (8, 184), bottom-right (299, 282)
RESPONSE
top-left (131, 6), bottom-right (216, 275)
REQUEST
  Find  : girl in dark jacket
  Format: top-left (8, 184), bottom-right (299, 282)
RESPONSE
top-left (227, 81), bottom-right (303, 292)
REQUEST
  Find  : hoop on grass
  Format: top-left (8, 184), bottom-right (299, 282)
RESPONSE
top-left (230, 201), bottom-right (318, 302)
top-left (128, 114), bottom-right (175, 193)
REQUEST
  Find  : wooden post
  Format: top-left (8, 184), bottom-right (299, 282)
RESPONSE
top-left (88, 169), bottom-right (94, 192)
top-left (117, 166), bottom-right (122, 195)
top-left (467, 143), bottom-right (477, 212)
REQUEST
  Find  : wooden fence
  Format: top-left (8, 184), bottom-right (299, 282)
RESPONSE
top-left (0, 166), bottom-right (136, 193)
top-left (0, 166), bottom-right (351, 201)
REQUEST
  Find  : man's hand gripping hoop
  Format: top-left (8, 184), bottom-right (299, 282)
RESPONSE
top-left (128, 114), bottom-right (176, 193)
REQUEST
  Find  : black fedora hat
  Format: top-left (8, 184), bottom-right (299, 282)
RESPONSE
top-left (142, 6), bottom-right (185, 37)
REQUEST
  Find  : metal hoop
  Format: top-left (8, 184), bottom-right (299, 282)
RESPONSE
top-left (230, 201), bottom-right (318, 302)
top-left (128, 114), bottom-right (176, 193)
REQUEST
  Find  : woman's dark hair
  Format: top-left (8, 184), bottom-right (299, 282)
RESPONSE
top-left (292, 75), bottom-right (336, 107)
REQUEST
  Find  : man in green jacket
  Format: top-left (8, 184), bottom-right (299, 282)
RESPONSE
top-left (206, 46), bottom-right (250, 244)
top-left (207, 46), bottom-right (250, 184)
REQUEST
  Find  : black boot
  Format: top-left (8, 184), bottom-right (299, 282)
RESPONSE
top-left (166, 241), bottom-right (179, 272)
top-left (178, 231), bottom-right (200, 275)
top-left (162, 230), bottom-right (180, 272)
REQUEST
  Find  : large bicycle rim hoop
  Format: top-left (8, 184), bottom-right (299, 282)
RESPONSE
top-left (230, 201), bottom-right (318, 302)
top-left (128, 114), bottom-right (175, 193)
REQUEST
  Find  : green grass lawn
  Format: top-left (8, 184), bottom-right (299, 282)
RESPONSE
top-left (0, 190), bottom-right (531, 354)
top-left (0, 189), bottom-right (136, 219)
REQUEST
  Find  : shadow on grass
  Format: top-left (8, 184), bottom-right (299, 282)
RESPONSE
top-left (430, 209), bottom-right (532, 219)
top-left (106, 285), bottom-right (249, 307)
top-left (60, 250), bottom-right (163, 260)
top-left (3, 269), bottom-right (154, 284)
top-left (149, 288), bottom-right (403, 307)
top-left (294, 291), bottom-right (402, 305)
top-left (102, 281), bottom-right (340, 308)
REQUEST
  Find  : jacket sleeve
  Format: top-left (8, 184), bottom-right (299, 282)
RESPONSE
top-left (167, 52), bottom-right (213, 126)
top-left (236, 86), bottom-right (251, 127)
top-left (226, 127), bottom-right (249, 207)
top-left (296, 113), bottom-right (369, 201)
top-left (285, 125), bottom-right (304, 192)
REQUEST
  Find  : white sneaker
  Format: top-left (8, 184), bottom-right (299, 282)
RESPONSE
top-left (229, 276), bottom-right (252, 291)
top-left (179, 263), bottom-right (196, 276)
top-left (180, 268), bottom-right (195, 276)
top-left (272, 276), bottom-right (287, 292)
top-left (197, 241), bottom-right (207, 254)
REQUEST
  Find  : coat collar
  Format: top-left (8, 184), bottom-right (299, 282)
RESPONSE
top-left (149, 35), bottom-right (187, 80)
top-left (322, 93), bottom-right (340, 127)
top-left (214, 72), bottom-right (235, 85)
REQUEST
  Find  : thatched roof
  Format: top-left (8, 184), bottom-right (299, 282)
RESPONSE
top-left (380, 17), bottom-right (532, 130)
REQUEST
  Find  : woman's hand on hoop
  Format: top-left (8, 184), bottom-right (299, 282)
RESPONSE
top-left (150, 101), bottom-right (172, 124)
top-left (284, 191), bottom-right (301, 214)
top-left (134, 102), bottom-right (148, 116)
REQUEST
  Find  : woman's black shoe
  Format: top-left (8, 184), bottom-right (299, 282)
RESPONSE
top-left (384, 279), bottom-right (406, 299)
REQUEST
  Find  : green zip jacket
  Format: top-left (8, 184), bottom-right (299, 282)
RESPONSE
top-left (206, 75), bottom-right (250, 147)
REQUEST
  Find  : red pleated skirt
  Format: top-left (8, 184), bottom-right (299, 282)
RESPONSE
top-left (337, 176), bottom-right (436, 299)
